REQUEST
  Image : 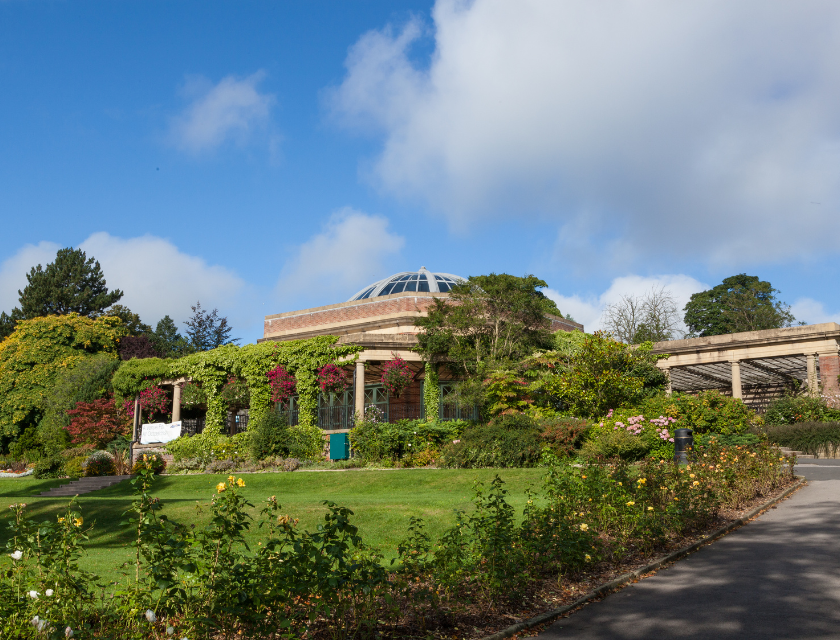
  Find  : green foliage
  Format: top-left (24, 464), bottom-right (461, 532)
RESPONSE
top-left (439, 414), bottom-right (543, 468)
top-left (111, 356), bottom-right (173, 401)
top-left (249, 410), bottom-right (289, 460)
top-left (184, 300), bottom-right (239, 351)
top-left (17, 247), bottom-right (124, 319)
top-left (349, 418), bottom-right (467, 464)
top-left (639, 391), bottom-right (756, 435)
top-left (149, 315), bottom-right (191, 358)
top-left (0, 314), bottom-right (126, 449)
top-left (580, 428), bottom-right (651, 461)
top-left (483, 369), bottom-right (532, 416)
top-left (683, 273), bottom-right (796, 337)
top-left (286, 423), bottom-right (326, 460)
top-left (103, 304), bottom-right (152, 336)
top-left (423, 362), bottom-right (440, 420)
top-left (414, 273), bottom-right (556, 376)
top-left (131, 452), bottom-right (166, 474)
top-left (764, 394), bottom-right (840, 425)
top-left (540, 332), bottom-right (666, 418)
top-left (757, 421), bottom-right (840, 457)
top-left (33, 453), bottom-right (65, 479)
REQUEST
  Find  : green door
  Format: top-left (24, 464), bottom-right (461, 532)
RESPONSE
top-left (329, 433), bottom-right (349, 460)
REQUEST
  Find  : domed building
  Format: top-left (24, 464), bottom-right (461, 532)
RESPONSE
top-left (261, 267), bottom-right (582, 430)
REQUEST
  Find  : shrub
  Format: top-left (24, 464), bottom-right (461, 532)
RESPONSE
top-left (63, 455), bottom-right (87, 478)
top-left (213, 431), bottom-right (250, 461)
top-left (579, 428), bottom-right (650, 461)
top-left (65, 397), bottom-right (129, 449)
top-left (349, 418), bottom-right (467, 464)
top-left (131, 452), bottom-right (166, 474)
top-left (206, 459), bottom-right (236, 474)
top-left (764, 395), bottom-right (840, 425)
top-left (439, 415), bottom-right (543, 468)
top-left (287, 423), bottom-right (326, 460)
top-left (757, 421), bottom-right (840, 457)
top-left (249, 411), bottom-right (289, 460)
top-left (639, 391), bottom-right (755, 435)
top-left (82, 450), bottom-right (115, 476)
top-left (33, 454), bottom-right (64, 479)
top-left (166, 431), bottom-right (225, 464)
top-left (538, 417), bottom-right (590, 458)
top-left (220, 377), bottom-right (250, 410)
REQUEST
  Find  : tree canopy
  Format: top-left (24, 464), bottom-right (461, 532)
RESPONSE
top-left (414, 273), bottom-right (559, 375)
top-left (0, 314), bottom-right (126, 446)
top-left (184, 301), bottom-right (238, 352)
top-left (683, 274), bottom-right (796, 337)
top-left (18, 247), bottom-right (124, 319)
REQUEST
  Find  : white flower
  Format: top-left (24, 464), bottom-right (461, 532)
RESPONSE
top-left (28, 590), bottom-right (39, 599)
top-left (10, 550), bottom-right (23, 561)
top-left (46, 589), bottom-right (54, 597)
top-left (31, 616), bottom-right (40, 628)
top-left (145, 609), bottom-right (156, 623)
top-left (65, 627), bottom-right (74, 638)
top-left (167, 627), bottom-right (175, 635)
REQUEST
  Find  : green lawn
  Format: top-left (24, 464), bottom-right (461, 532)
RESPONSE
top-left (0, 468), bottom-right (546, 580)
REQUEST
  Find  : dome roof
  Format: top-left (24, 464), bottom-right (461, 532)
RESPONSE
top-left (348, 267), bottom-right (465, 301)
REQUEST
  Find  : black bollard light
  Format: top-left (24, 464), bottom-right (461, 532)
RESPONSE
top-left (673, 428), bottom-right (694, 464)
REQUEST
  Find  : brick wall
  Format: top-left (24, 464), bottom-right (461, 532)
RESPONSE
top-left (265, 295), bottom-right (437, 337)
top-left (820, 354), bottom-right (840, 405)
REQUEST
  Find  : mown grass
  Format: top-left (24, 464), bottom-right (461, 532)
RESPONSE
top-left (0, 468), bottom-right (546, 580)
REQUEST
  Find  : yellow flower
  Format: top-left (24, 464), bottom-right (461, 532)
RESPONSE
top-left (693, 481), bottom-right (700, 486)
top-left (585, 554), bottom-right (592, 561)
top-left (626, 501), bottom-right (635, 506)
top-left (638, 478), bottom-right (646, 483)
top-left (689, 474), bottom-right (695, 478)
top-left (142, 454), bottom-right (148, 462)
top-left (74, 517), bottom-right (83, 527)
top-left (58, 517), bottom-right (65, 523)
top-left (579, 523), bottom-right (589, 531)
top-left (647, 506), bottom-right (653, 511)
top-left (617, 482), bottom-right (622, 486)
top-left (236, 478), bottom-right (245, 488)
top-left (227, 475), bottom-right (235, 483)
top-left (216, 483), bottom-right (226, 493)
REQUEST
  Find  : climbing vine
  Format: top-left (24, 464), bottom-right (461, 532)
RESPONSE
top-left (423, 362), bottom-right (440, 422)
top-left (111, 336), bottom-right (363, 438)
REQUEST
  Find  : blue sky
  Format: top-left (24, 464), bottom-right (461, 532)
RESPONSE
top-left (2, 0), bottom-right (839, 344)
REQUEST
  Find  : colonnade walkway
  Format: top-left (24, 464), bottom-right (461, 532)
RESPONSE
top-left (538, 461), bottom-right (840, 639)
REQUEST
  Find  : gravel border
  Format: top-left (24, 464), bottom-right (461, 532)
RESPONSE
top-left (481, 477), bottom-right (806, 640)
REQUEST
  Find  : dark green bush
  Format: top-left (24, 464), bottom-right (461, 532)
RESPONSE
top-left (757, 421), bottom-right (840, 457)
top-left (439, 415), bottom-right (542, 468)
top-left (33, 454), bottom-right (64, 479)
top-left (579, 428), bottom-right (650, 462)
top-left (249, 411), bottom-right (289, 461)
top-left (349, 419), bottom-right (468, 464)
top-left (764, 395), bottom-right (840, 425)
top-left (82, 451), bottom-right (115, 476)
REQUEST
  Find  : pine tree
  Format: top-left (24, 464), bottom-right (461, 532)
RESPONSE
top-left (183, 302), bottom-right (238, 352)
top-left (18, 247), bottom-right (123, 318)
top-left (149, 315), bottom-right (191, 358)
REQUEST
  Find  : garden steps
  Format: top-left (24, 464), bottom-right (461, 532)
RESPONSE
top-left (779, 447), bottom-right (815, 460)
top-left (38, 475), bottom-right (133, 497)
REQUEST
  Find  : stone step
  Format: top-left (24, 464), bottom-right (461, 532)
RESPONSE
top-left (38, 475), bottom-right (133, 497)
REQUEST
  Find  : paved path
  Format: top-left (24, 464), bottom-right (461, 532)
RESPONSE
top-left (539, 461), bottom-right (840, 639)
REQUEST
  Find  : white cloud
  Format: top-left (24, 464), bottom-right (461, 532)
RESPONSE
top-left (170, 72), bottom-right (274, 153)
top-left (79, 233), bottom-right (247, 326)
top-left (275, 209), bottom-right (405, 306)
top-left (0, 241), bottom-right (61, 313)
top-left (331, 1), bottom-right (840, 265)
top-left (544, 274), bottom-right (708, 333)
top-left (790, 297), bottom-right (840, 326)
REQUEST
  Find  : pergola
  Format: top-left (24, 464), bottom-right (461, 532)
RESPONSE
top-left (652, 323), bottom-right (840, 411)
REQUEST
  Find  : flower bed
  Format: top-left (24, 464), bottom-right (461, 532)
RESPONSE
top-left (0, 441), bottom-right (796, 639)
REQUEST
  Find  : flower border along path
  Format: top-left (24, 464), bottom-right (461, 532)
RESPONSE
top-left (481, 477), bottom-right (806, 640)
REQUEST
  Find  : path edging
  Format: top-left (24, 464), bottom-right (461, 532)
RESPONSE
top-left (481, 477), bottom-right (806, 640)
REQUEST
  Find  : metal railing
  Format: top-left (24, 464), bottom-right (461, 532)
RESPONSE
top-left (181, 417), bottom-right (205, 436)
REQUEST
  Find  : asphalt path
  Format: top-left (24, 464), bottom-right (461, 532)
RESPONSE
top-left (538, 460), bottom-right (840, 639)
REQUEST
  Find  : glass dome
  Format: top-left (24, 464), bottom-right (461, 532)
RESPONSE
top-left (348, 267), bottom-right (465, 301)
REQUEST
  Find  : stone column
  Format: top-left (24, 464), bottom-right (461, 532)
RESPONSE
top-left (662, 367), bottom-right (672, 396)
top-left (172, 383), bottom-right (182, 422)
top-left (132, 396), bottom-right (140, 440)
top-left (819, 354), bottom-right (840, 406)
top-left (354, 360), bottom-right (366, 419)
top-left (806, 354), bottom-right (818, 396)
top-left (730, 360), bottom-right (743, 399)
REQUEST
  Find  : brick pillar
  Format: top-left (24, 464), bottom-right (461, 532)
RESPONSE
top-left (807, 354), bottom-right (818, 396)
top-left (819, 354), bottom-right (840, 406)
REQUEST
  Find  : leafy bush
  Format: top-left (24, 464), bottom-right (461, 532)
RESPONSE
top-left (63, 455), bottom-right (87, 478)
top-left (249, 411), bottom-right (289, 460)
top-left (131, 452), bottom-right (166, 474)
top-left (166, 432), bottom-right (225, 465)
top-left (579, 428), bottom-right (651, 461)
top-left (286, 423), bottom-right (326, 460)
top-left (757, 421), bottom-right (840, 457)
top-left (639, 391), bottom-right (755, 435)
top-left (349, 418), bottom-right (467, 464)
top-left (82, 450), bottom-right (115, 476)
top-left (33, 454), bottom-right (64, 479)
top-left (220, 377), bottom-right (250, 410)
top-left (65, 397), bottom-right (130, 449)
top-left (439, 415), bottom-right (543, 468)
top-left (213, 431), bottom-right (250, 462)
top-left (538, 417), bottom-right (589, 457)
top-left (764, 395), bottom-right (840, 425)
